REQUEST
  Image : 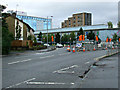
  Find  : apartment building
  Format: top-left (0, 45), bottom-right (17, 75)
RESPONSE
top-left (62, 12), bottom-right (92, 28)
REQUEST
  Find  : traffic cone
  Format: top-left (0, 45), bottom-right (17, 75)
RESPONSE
top-left (105, 46), bottom-right (107, 50)
top-left (67, 45), bottom-right (71, 52)
top-left (83, 46), bottom-right (85, 52)
top-left (93, 46), bottom-right (96, 51)
top-left (73, 46), bottom-right (75, 52)
top-left (112, 46), bottom-right (114, 49)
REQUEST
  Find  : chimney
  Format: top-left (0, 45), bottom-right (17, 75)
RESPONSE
top-left (12, 12), bottom-right (16, 18)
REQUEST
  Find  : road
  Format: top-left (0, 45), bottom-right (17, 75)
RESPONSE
top-left (81, 54), bottom-right (118, 88)
top-left (2, 47), bottom-right (118, 89)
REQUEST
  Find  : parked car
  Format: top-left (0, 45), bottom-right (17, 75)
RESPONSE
top-left (44, 43), bottom-right (50, 47)
top-left (56, 43), bottom-right (63, 48)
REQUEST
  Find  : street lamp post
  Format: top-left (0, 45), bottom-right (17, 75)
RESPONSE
top-left (47, 16), bottom-right (53, 49)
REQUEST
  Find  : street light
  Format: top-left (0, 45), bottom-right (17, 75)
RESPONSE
top-left (47, 16), bottom-right (53, 49)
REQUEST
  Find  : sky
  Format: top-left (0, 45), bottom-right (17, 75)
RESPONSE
top-left (1, 0), bottom-right (119, 28)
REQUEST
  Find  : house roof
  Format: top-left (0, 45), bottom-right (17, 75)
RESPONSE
top-left (4, 13), bottom-right (35, 32)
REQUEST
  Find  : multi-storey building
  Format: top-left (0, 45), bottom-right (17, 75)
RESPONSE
top-left (62, 12), bottom-right (92, 28)
top-left (7, 10), bottom-right (52, 31)
top-left (16, 15), bottom-right (52, 31)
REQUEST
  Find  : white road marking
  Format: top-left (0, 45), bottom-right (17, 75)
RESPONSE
top-left (53, 65), bottom-right (78, 73)
top-left (40, 55), bottom-right (54, 59)
top-left (57, 71), bottom-right (75, 74)
top-left (85, 62), bottom-right (90, 64)
top-left (8, 59), bottom-right (32, 65)
top-left (5, 78), bottom-right (36, 89)
top-left (27, 81), bottom-right (74, 85)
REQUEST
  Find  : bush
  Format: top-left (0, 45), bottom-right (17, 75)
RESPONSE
top-left (2, 19), bottom-right (14, 55)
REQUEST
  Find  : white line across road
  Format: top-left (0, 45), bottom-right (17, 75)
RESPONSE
top-left (8, 59), bottom-right (32, 65)
top-left (26, 81), bottom-right (74, 85)
top-left (5, 78), bottom-right (36, 89)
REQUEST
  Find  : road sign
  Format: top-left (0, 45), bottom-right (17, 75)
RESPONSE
top-left (76, 43), bottom-right (82, 47)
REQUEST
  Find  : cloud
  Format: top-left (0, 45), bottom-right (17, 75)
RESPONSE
top-left (1, 1), bottom-right (118, 28)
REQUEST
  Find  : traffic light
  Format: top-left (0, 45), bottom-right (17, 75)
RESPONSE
top-left (106, 38), bottom-right (108, 42)
top-left (109, 38), bottom-right (111, 42)
top-left (96, 36), bottom-right (98, 42)
top-left (79, 35), bottom-right (82, 41)
top-left (83, 35), bottom-right (85, 41)
top-left (51, 36), bottom-right (54, 42)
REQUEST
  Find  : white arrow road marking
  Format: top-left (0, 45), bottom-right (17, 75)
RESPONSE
top-left (85, 62), bottom-right (90, 64)
top-left (5, 78), bottom-right (36, 89)
top-left (26, 81), bottom-right (74, 85)
top-left (57, 71), bottom-right (75, 74)
top-left (53, 65), bottom-right (78, 73)
top-left (8, 59), bottom-right (32, 65)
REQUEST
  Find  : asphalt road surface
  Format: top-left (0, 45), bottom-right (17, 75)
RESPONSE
top-left (2, 48), bottom-right (118, 89)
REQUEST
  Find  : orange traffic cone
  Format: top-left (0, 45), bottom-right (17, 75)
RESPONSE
top-left (73, 46), bottom-right (75, 52)
top-left (93, 46), bottom-right (96, 51)
top-left (83, 46), bottom-right (85, 52)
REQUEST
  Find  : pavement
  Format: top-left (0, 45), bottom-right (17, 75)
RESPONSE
top-left (2, 46), bottom-right (56, 57)
top-left (80, 54), bottom-right (118, 88)
top-left (2, 47), bottom-right (118, 89)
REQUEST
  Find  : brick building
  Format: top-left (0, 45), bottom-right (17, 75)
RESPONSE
top-left (5, 14), bottom-right (34, 40)
top-left (62, 12), bottom-right (92, 28)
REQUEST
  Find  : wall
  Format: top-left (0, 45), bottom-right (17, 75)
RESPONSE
top-left (23, 24), bottom-right (27, 40)
top-left (5, 16), bottom-right (15, 36)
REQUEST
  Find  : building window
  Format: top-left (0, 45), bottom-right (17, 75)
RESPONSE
top-left (73, 17), bottom-right (75, 20)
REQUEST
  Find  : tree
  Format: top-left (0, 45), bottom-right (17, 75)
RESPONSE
top-left (70, 32), bottom-right (76, 43)
top-left (33, 36), bottom-right (37, 46)
top-left (55, 33), bottom-right (60, 43)
top-left (87, 31), bottom-right (95, 41)
top-left (61, 34), bottom-right (70, 44)
top-left (118, 21), bottom-right (120, 28)
top-left (38, 32), bottom-right (42, 41)
top-left (42, 34), bottom-right (47, 43)
top-left (0, 5), bottom-right (6, 12)
top-left (107, 21), bottom-right (113, 28)
top-left (112, 33), bottom-right (118, 42)
top-left (27, 35), bottom-right (32, 40)
top-left (2, 16), bottom-right (14, 55)
top-left (77, 28), bottom-right (84, 40)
